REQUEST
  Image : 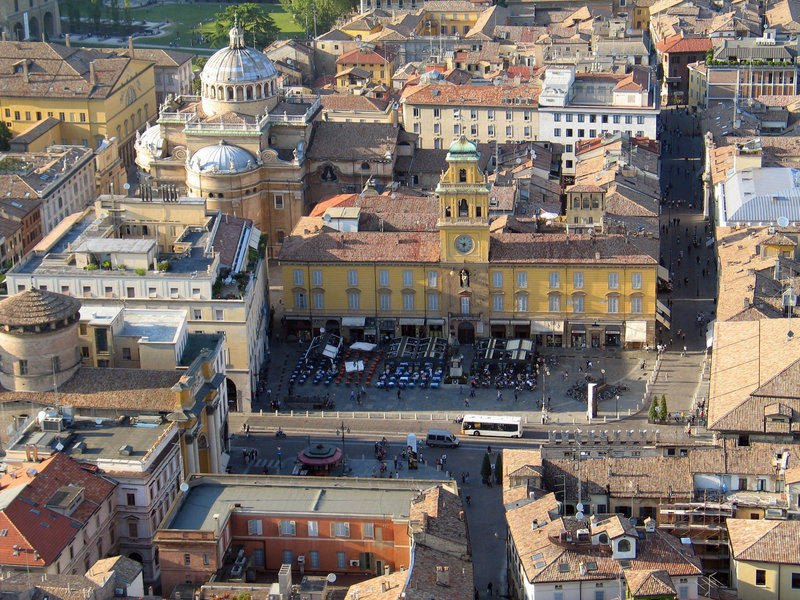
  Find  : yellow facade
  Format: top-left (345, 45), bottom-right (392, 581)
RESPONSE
top-left (730, 559), bottom-right (800, 600)
top-left (687, 63), bottom-right (707, 110)
top-left (336, 57), bottom-right (395, 87)
top-left (279, 136), bottom-right (657, 347)
top-left (417, 7), bottom-right (482, 37)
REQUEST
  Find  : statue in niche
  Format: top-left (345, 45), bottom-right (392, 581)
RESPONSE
top-left (460, 269), bottom-right (470, 288)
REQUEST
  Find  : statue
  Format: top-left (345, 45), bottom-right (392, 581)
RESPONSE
top-left (460, 269), bottom-right (469, 288)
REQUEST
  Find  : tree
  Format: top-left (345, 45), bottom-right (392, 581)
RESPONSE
top-left (88, 0), bottom-right (103, 33)
top-left (210, 4), bottom-right (279, 50)
top-left (123, 0), bottom-right (132, 28)
top-left (648, 396), bottom-right (659, 422)
top-left (279, 0), bottom-right (357, 36)
top-left (494, 453), bottom-right (503, 485)
top-left (658, 394), bottom-right (668, 422)
top-left (192, 57), bottom-right (207, 95)
top-left (480, 453), bottom-right (492, 484)
top-left (0, 122), bottom-right (12, 151)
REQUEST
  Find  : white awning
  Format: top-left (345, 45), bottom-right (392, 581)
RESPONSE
top-left (350, 341), bottom-right (377, 351)
top-left (625, 321), bottom-right (647, 343)
top-left (510, 319), bottom-right (531, 326)
top-left (706, 319), bottom-right (716, 349)
top-left (399, 318), bottom-right (425, 326)
top-left (657, 299), bottom-right (671, 318)
top-left (658, 264), bottom-right (671, 282)
top-left (342, 316), bottom-right (366, 327)
top-left (427, 318), bottom-right (445, 325)
top-left (489, 319), bottom-right (510, 325)
top-left (531, 320), bottom-right (564, 333)
top-left (656, 312), bottom-right (671, 329)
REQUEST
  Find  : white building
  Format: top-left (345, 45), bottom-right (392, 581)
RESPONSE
top-left (537, 68), bottom-right (660, 176)
top-left (716, 167), bottom-right (800, 227)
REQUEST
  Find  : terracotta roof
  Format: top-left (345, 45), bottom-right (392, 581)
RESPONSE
top-left (708, 318), bottom-right (800, 432)
top-left (213, 214), bottom-right (253, 269)
top-left (280, 229), bottom-right (441, 264)
top-left (566, 184), bottom-right (605, 193)
top-left (656, 34), bottom-right (714, 54)
top-left (785, 465), bottom-right (800, 484)
top-left (0, 288), bottom-right (81, 327)
top-left (489, 233), bottom-right (658, 265)
top-left (0, 453), bottom-right (116, 567)
top-left (401, 83), bottom-right (540, 107)
top-left (307, 122), bottom-right (398, 162)
top-left (85, 555), bottom-right (142, 586)
top-left (345, 570), bottom-right (408, 599)
top-left (625, 569), bottom-right (676, 597)
top-left (337, 47), bottom-right (395, 65)
top-left (727, 519), bottom-right (800, 564)
top-left (321, 94), bottom-right (390, 112)
top-left (0, 366), bottom-right (182, 411)
top-left (409, 485), bottom-right (470, 549)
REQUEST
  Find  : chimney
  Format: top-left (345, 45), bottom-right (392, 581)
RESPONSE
top-left (64, 33), bottom-right (70, 47)
top-left (435, 566), bottom-right (450, 586)
top-left (1, 31), bottom-right (6, 41)
top-left (89, 61), bottom-right (96, 87)
top-left (128, 36), bottom-right (134, 54)
top-left (22, 60), bottom-right (29, 83)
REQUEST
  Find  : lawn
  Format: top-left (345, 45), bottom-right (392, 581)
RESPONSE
top-left (59, 1), bottom-right (303, 46)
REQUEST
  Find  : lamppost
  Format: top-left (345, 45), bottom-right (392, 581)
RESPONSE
top-left (336, 421), bottom-right (350, 466)
top-left (615, 394), bottom-right (620, 420)
top-left (601, 368), bottom-right (606, 385)
top-left (540, 365), bottom-right (550, 407)
top-left (277, 446), bottom-right (282, 471)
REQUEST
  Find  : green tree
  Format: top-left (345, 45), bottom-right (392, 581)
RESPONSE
top-left (123, 0), bottom-right (132, 28)
top-left (211, 4), bottom-right (279, 50)
top-left (280, 0), bottom-right (357, 36)
top-left (0, 122), bottom-right (12, 151)
top-left (648, 396), bottom-right (659, 422)
top-left (658, 394), bottom-right (668, 422)
top-left (480, 453), bottom-right (492, 484)
top-left (88, 0), bottom-right (103, 33)
top-left (109, 0), bottom-right (121, 31)
top-left (192, 56), bottom-right (208, 94)
top-left (494, 453), bottom-right (503, 485)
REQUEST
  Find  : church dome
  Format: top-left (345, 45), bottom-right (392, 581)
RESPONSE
top-left (134, 123), bottom-right (165, 159)
top-left (188, 140), bottom-right (256, 174)
top-left (201, 22), bottom-right (278, 86)
top-left (446, 135), bottom-right (479, 161)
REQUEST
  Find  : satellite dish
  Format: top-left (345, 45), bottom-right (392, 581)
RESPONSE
top-left (180, 482), bottom-right (189, 492)
top-left (123, 182), bottom-right (131, 190)
top-left (55, 442), bottom-right (64, 451)
top-left (326, 573), bottom-right (337, 583)
top-left (320, 327), bottom-right (326, 334)
top-left (576, 511), bottom-right (585, 520)
top-left (577, 503), bottom-right (585, 513)
top-left (778, 216), bottom-right (790, 227)
top-left (95, 417), bottom-right (102, 425)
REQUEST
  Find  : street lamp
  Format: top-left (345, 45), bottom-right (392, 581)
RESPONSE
top-left (277, 446), bottom-right (282, 471)
top-left (601, 369), bottom-right (606, 385)
top-left (336, 421), bottom-right (350, 467)
top-left (540, 366), bottom-right (550, 407)
top-left (615, 394), bottom-right (620, 419)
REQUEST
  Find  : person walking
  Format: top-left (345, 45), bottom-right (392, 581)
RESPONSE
top-left (487, 582), bottom-right (493, 596)
top-left (397, 388), bottom-right (402, 400)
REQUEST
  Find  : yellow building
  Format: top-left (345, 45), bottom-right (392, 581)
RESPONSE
top-left (0, 40), bottom-right (156, 165)
top-left (336, 44), bottom-right (397, 88)
top-left (727, 519), bottom-right (800, 600)
top-left (279, 136), bottom-right (657, 348)
top-left (687, 61), bottom-right (707, 110)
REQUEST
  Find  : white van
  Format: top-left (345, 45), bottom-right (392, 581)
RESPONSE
top-left (426, 429), bottom-right (460, 448)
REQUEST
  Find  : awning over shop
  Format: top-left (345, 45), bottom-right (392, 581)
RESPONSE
top-left (399, 318), bottom-right (425, 326)
top-left (285, 315), bottom-right (310, 321)
top-left (342, 316), bottom-right (366, 327)
top-left (625, 321), bottom-right (647, 343)
top-left (571, 324), bottom-right (586, 333)
top-left (427, 318), bottom-right (445, 325)
top-left (531, 320), bottom-right (564, 333)
top-left (489, 319), bottom-right (510, 325)
top-left (510, 320), bottom-right (531, 326)
top-left (605, 327), bottom-right (621, 335)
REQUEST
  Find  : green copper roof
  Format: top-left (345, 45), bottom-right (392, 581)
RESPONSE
top-left (446, 135), bottom-right (479, 161)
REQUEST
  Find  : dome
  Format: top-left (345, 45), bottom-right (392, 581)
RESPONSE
top-left (201, 23), bottom-right (278, 86)
top-left (419, 69), bottom-right (443, 83)
top-left (0, 289), bottom-right (81, 328)
top-left (446, 135), bottom-right (479, 161)
top-left (134, 123), bottom-right (165, 159)
top-left (188, 140), bottom-right (256, 174)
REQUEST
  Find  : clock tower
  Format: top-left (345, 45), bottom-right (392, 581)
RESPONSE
top-left (436, 135), bottom-right (491, 263)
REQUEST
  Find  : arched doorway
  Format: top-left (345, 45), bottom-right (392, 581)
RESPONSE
top-left (457, 322), bottom-right (475, 344)
top-left (13, 22), bottom-right (23, 41)
top-left (226, 377), bottom-right (238, 411)
top-left (325, 319), bottom-right (340, 335)
top-left (28, 16), bottom-right (39, 40)
top-left (129, 552), bottom-right (144, 564)
top-left (43, 12), bottom-right (54, 39)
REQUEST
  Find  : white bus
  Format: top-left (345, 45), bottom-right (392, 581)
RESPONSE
top-left (461, 414), bottom-right (523, 438)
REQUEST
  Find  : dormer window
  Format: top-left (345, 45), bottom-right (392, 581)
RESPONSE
top-left (617, 539), bottom-right (631, 553)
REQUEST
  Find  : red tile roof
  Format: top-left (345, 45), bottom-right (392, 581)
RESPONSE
top-left (656, 34), bottom-right (714, 54)
top-left (727, 519), bottom-right (800, 564)
top-left (401, 83), bottom-right (540, 107)
top-left (337, 47), bottom-right (395, 65)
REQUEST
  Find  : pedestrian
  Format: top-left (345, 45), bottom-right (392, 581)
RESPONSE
top-left (682, 345), bottom-right (687, 356)
top-left (459, 384), bottom-right (463, 395)
top-left (470, 387), bottom-right (476, 398)
top-left (350, 390), bottom-right (355, 402)
top-left (487, 581), bottom-right (493, 596)
top-left (442, 453), bottom-right (447, 466)
top-left (461, 471), bottom-right (466, 484)
top-left (497, 390), bottom-right (503, 402)
top-left (397, 388), bottom-right (402, 400)
top-left (394, 456), bottom-right (399, 470)
top-left (514, 389), bottom-right (519, 402)
top-left (466, 471), bottom-right (470, 484)
top-left (465, 396), bottom-right (471, 407)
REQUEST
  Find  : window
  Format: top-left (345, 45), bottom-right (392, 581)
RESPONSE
top-left (549, 272), bottom-right (560, 288)
top-left (379, 293), bottom-right (391, 311)
top-left (755, 569), bottom-right (766, 586)
top-left (294, 293), bottom-right (307, 309)
top-left (14, 111), bottom-right (20, 121)
top-left (128, 521), bottom-right (138, 538)
top-left (333, 522), bottom-right (350, 537)
top-left (608, 296), bottom-right (619, 313)
top-left (624, 115), bottom-right (632, 125)
top-left (215, 309), bottom-right (224, 321)
top-left (636, 115), bottom-right (644, 125)
top-left (631, 272), bottom-right (642, 289)
top-left (565, 113), bottom-right (573, 122)
top-left (312, 270), bottom-right (322, 286)
top-left (589, 129), bottom-right (596, 137)
top-left (549, 295), bottom-right (560, 312)
top-left (282, 550), bottom-right (293, 564)
top-left (618, 539), bottom-right (631, 552)
top-left (595, 592), bottom-right (604, 600)
top-left (184, 553), bottom-right (191, 566)
top-left (791, 572), bottom-right (800, 589)
top-left (433, 108), bottom-right (440, 119)
top-left (470, 109), bottom-right (478, 119)
top-left (253, 548), bottom-right (265, 567)
top-left (348, 270), bottom-right (358, 286)
top-left (631, 297), bottom-right (642, 314)
top-left (337, 551), bottom-right (347, 569)
top-left (487, 110), bottom-right (495, 119)
top-left (203, 554), bottom-right (210, 567)
top-left (348, 292), bottom-right (360, 310)
top-left (554, 127), bottom-right (561, 137)
top-left (247, 519), bottom-right (263, 535)
top-left (379, 269), bottom-right (389, 287)
top-left (524, 111), bottom-right (531, 121)
top-left (608, 272), bottom-right (619, 289)
top-left (487, 125), bottom-right (495, 136)
top-left (412, 107), bottom-right (420, 117)
top-left (313, 292), bottom-right (324, 310)
top-left (403, 293), bottom-right (414, 311)
top-left (18, 359), bottom-right (27, 375)
top-left (363, 523), bottom-right (375, 538)
top-left (280, 520), bottom-right (296, 536)
top-left (309, 550), bottom-right (320, 568)
top-left (517, 271), bottom-right (527, 288)
top-left (293, 269), bottom-right (304, 286)
top-left (193, 309), bottom-right (202, 319)
top-left (433, 123), bottom-right (440, 134)
top-left (573, 295), bottom-right (584, 312)
top-left (566, 130), bottom-right (573, 138)
top-left (403, 270), bottom-right (413, 287)
top-left (554, 113), bottom-right (561, 122)
top-left (492, 271), bottom-right (503, 288)
top-left (428, 294), bottom-right (439, 311)
top-left (428, 270), bottom-right (438, 288)
top-left (505, 125), bottom-right (513, 136)
top-left (122, 347), bottom-right (132, 361)
top-left (493, 295), bottom-right (504, 311)
top-left (574, 272), bottom-right (584, 289)
top-left (307, 521), bottom-right (319, 537)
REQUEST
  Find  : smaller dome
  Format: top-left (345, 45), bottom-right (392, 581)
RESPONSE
top-left (0, 289), bottom-right (81, 328)
top-left (188, 141), bottom-right (256, 174)
top-left (446, 135), bottom-right (479, 161)
top-left (134, 123), bottom-right (165, 159)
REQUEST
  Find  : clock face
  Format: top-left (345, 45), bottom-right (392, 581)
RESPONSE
top-left (454, 235), bottom-right (474, 254)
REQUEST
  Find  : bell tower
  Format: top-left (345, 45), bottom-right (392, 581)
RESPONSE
top-left (436, 135), bottom-right (491, 262)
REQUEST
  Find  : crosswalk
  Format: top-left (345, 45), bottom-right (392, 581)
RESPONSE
top-left (243, 458), bottom-right (282, 474)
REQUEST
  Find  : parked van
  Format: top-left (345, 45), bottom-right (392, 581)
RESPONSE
top-left (426, 429), bottom-right (460, 448)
